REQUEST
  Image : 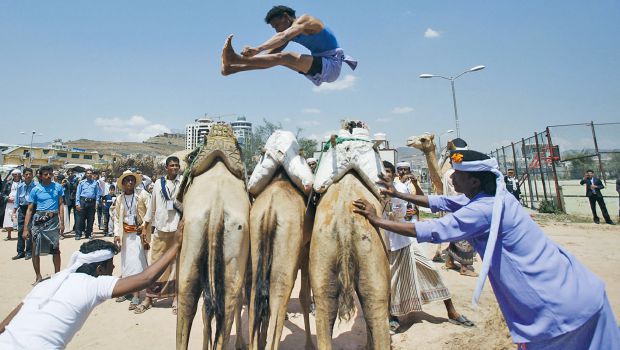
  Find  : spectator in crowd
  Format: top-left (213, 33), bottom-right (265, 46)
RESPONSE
top-left (3, 169), bottom-right (22, 241)
top-left (138, 156), bottom-right (183, 314)
top-left (96, 171), bottom-right (107, 230)
top-left (12, 168), bottom-right (36, 260)
top-left (101, 185), bottom-right (116, 237)
top-left (23, 166), bottom-right (64, 285)
top-left (580, 170), bottom-right (615, 225)
top-left (616, 179), bottom-right (620, 221)
top-left (504, 168), bottom-right (521, 201)
top-left (75, 169), bottom-right (101, 240)
top-left (64, 169), bottom-right (79, 233)
top-left (112, 170), bottom-right (150, 311)
top-left (306, 158), bottom-right (317, 173)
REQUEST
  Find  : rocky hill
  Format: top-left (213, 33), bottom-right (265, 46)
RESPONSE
top-left (63, 134), bottom-right (185, 156)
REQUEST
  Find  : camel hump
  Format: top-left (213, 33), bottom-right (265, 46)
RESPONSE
top-left (248, 130), bottom-right (314, 196)
top-left (313, 127), bottom-right (384, 198)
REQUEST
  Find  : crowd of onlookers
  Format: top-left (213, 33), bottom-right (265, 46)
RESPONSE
top-left (0, 167), bottom-right (157, 255)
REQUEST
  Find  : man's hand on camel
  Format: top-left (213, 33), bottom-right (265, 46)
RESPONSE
top-left (175, 218), bottom-right (185, 245)
top-left (352, 199), bottom-right (378, 224)
top-left (377, 175), bottom-right (398, 198)
top-left (241, 46), bottom-right (260, 57)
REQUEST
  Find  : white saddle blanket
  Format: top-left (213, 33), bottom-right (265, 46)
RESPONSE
top-left (313, 128), bottom-right (384, 198)
top-left (248, 130), bottom-right (314, 196)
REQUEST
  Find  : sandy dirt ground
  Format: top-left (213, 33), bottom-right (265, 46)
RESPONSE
top-left (0, 215), bottom-right (618, 350)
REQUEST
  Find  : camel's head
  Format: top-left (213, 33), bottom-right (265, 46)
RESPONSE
top-left (407, 133), bottom-right (436, 152)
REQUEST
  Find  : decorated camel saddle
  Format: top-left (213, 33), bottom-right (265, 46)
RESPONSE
top-left (177, 123), bottom-right (245, 202)
top-left (313, 120), bottom-right (385, 198)
top-left (248, 130), bottom-right (314, 196)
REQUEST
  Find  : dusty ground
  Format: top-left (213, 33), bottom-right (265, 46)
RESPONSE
top-left (0, 215), bottom-right (618, 349)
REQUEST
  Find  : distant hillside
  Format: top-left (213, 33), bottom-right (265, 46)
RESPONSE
top-left (64, 134), bottom-right (185, 156)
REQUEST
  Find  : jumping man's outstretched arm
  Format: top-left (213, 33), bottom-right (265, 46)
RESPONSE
top-left (352, 199), bottom-right (417, 237)
top-left (242, 15), bottom-right (322, 56)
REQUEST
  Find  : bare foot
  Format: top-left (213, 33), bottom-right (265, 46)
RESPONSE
top-left (221, 34), bottom-right (241, 75)
top-left (460, 268), bottom-right (479, 277)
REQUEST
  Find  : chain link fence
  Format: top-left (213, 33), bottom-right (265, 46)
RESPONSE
top-left (490, 122), bottom-right (620, 217)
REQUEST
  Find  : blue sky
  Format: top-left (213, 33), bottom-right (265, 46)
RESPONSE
top-left (1, 1), bottom-right (619, 151)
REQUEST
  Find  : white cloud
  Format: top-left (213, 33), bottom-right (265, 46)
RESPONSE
top-left (392, 106), bottom-right (414, 114)
top-left (299, 120), bottom-right (321, 127)
top-left (424, 28), bottom-right (441, 38)
top-left (94, 115), bottom-right (170, 142)
top-left (376, 117), bottom-right (392, 123)
top-left (312, 75), bottom-right (357, 93)
top-left (282, 117), bottom-right (292, 123)
top-left (302, 108), bottom-right (321, 114)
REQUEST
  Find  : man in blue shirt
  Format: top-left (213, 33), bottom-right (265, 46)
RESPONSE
top-left (23, 166), bottom-right (65, 285)
top-left (579, 169), bottom-right (614, 225)
top-left (353, 150), bottom-right (620, 349)
top-left (220, 5), bottom-right (356, 86)
top-left (11, 168), bottom-right (36, 260)
top-left (75, 169), bottom-right (100, 240)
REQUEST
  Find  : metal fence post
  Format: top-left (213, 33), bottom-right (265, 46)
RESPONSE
top-left (522, 138), bottom-right (535, 208)
top-left (534, 132), bottom-right (549, 201)
top-left (501, 146), bottom-right (508, 173)
top-left (545, 127), bottom-right (564, 212)
top-left (590, 121), bottom-right (607, 184)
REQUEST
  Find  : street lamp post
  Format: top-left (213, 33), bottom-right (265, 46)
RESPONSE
top-left (420, 65), bottom-right (485, 138)
top-left (437, 129), bottom-right (455, 157)
top-left (19, 130), bottom-right (43, 166)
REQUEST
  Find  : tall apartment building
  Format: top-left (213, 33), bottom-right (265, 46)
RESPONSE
top-left (185, 118), bottom-right (214, 150)
top-left (230, 116), bottom-right (253, 145)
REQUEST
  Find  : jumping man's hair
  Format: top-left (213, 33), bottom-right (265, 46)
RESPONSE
top-left (264, 5), bottom-right (296, 23)
top-left (75, 239), bottom-right (119, 277)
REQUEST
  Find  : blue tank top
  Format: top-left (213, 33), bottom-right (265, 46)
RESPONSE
top-left (292, 27), bottom-right (339, 55)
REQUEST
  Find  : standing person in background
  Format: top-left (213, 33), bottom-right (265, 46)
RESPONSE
top-left (3, 170), bottom-right (21, 241)
top-left (60, 176), bottom-right (72, 238)
top-left (616, 179), bottom-right (620, 222)
top-left (96, 171), bottom-right (107, 231)
top-left (64, 169), bottom-right (79, 233)
top-left (505, 168), bottom-right (521, 201)
top-left (137, 156), bottom-right (183, 314)
top-left (307, 158), bottom-right (317, 173)
top-left (580, 170), bottom-right (615, 225)
top-left (12, 168), bottom-right (36, 260)
top-left (23, 166), bottom-right (64, 285)
top-left (75, 169), bottom-right (100, 240)
top-left (113, 171), bottom-right (150, 311)
top-left (101, 185), bottom-right (116, 237)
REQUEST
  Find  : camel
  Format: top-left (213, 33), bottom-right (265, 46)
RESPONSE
top-left (406, 133), bottom-right (444, 195)
top-left (310, 122), bottom-right (391, 350)
top-left (176, 124), bottom-right (250, 350)
top-left (247, 131), bottom-right (314, 350)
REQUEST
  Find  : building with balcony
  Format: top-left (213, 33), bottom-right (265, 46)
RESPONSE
top-left (230, 116), bottom-right (253, 145)
top-left (185, 118), bottom-right (215, 150)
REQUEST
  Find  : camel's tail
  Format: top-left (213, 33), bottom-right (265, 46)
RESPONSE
top-left (252, 206), bottom-right (277, 339)
top-left (336, 220), bottom-right (358, 321)
top-left (200, 205), bottom-right (226, 348)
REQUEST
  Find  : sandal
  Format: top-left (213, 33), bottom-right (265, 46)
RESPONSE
top-left (128, 297), bottom-right (141, 310)
top-left (460, 269), bottom-right (479, 277)
top-left (172, 304), bottom-right (177, 315)
top-left (449, 315), bottom-right (475, 328)
top-left (389, 320), bottom-right (401, 335)
top-left (116, 296), bottom-right (128, 303)
top-left (134, 303), bottom-right (151, 314)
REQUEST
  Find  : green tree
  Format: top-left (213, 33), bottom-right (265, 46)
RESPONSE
top-left (562, 151), bottom-right (596, 179)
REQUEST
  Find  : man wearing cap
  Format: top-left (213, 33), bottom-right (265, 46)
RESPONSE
top-left (12, 168), bottom-right (36, 260)
top-left (353, 150), bottom-right (620, 349)
top-left (306, 157), bottom-right (317, 173)
top-left (23, 166), bottom-right (64, 285)
top-left (137, 156), bottom-right (183, 314)
top-left (112, 170), bottom-right (150, 311)
top-left (0, 221), bottom-right (184, 349)
top-left (75, 169), bottom-right (101, 240)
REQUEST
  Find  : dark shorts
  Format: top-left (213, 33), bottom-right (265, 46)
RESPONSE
top-left (299, 55), bottom-right (323, 76)
top-left (32, 213), bottom-right (61, 256)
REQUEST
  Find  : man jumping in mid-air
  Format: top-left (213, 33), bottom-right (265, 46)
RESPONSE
top-left (221, 5), bottom-right (357, 86)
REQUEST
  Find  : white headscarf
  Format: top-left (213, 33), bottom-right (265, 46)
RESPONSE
top-left (452, 156), bottom-right (507, 306)
top-left (396, 161), bottom-right (410, 168)
top-left (36, 249), bottom-right (115, 309)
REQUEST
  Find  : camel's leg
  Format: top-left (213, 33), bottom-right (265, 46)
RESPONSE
top-left (310, 238), bottom-right (339, 350)
top-left (248, 216), bottom-right (262, 350)
top-left (202, 303), bottom-right (212, 350)
top-left (354, 248), bottom-right (390, 350)
top-left (234, 301), bottom-right (245, 350)
top-left (214, 218), bottom-right (249, 350)
top-left (176, 220), bottom-right (206, 350)
top-left (299, 244), bottom-right (314, 350)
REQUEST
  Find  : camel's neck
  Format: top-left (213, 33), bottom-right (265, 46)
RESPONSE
top-left (423, 149), bottom-right (444, 195)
